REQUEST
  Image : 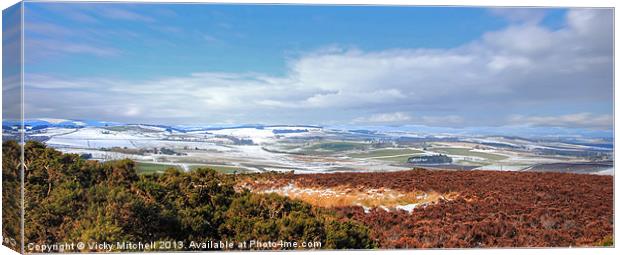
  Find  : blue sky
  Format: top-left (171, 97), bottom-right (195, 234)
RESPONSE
top-left (15, 3), bottom-right (613, 130)
top-left (23, 4), bottom-right (566, 78)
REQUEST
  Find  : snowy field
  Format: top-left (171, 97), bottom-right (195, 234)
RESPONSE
top-left (22, 124), bottom-right (613, 175)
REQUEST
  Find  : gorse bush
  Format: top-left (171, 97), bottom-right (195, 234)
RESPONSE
top-left (2, 139), bottom-right (21, 251)
top-left (3, 141), bottom-right (375, 251)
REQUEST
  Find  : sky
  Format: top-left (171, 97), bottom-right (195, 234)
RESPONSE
top-left (14, 3), bottom-right (614, 130)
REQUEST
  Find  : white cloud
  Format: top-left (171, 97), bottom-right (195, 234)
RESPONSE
top-left (353, 112), bottom-right (412, 124)
top-left (100, 8), bottom-right (154, 22)
top-left (203, 34), bottom-right (219, 43)
top-left (509, 113), bottom-right (613, 130)
top-left (24, 21), bottom-right (125, 60)
top-left (26, 39), bottom-right (121, 59)
top-left (421, 115), bottom-right (465, 125)
top-left (353, 113), bottom-right (466, 126)
top-left (488, 8), bottom-right (547, 24)
top-left (24, 9), bottom-right (613, 129)
top-left (123, 105), bottom-right (143, 117)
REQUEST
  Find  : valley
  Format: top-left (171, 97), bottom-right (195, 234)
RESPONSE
top-left (5, 119), bottom-right (613, 175)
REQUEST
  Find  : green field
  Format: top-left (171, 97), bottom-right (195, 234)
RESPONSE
top-left (136, 162), bottom-right (182, 174)
top-left (457, 160), bottom-right (488, 166)
top-left (189, 164), bottom-right (250, 174)
top-left (103, 126), bottom-right (134, 132)
top-left (136, 162), bottom-right (249, 175)
top-left (430, 147), bottom-right (508, 161)
top-left (305, 141), bottom-right (368, 152)
top-left (377, 155), bottom-right (418, 163)
top-left (348, 148), bottom-right (424, 158)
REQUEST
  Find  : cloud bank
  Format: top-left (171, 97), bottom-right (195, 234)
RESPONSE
top-left (23, 9), bottom-right (613, 130)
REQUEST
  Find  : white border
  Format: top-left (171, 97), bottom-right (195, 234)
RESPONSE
top-left (0, 0), bottom-right (617, 255)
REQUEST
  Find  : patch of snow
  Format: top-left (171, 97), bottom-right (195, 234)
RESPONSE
top-left (475, 164), bottom-right (529, 171)
top-left (395, 203), bottom-right (418, 213)
top-left (362, 206), bottom-right (371, 214)
top-left (38, 118), bottom-right (71, 124)
top-left (593, 168), bottom-right (614, 176)
top-left (209, 128), bottom-right (276, 144)
top-left (136, 125), bottom-right (168, 132)
top-left (180, 164), bottom-right (190, 172)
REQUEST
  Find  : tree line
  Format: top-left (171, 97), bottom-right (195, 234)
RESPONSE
top-left (2, 141), bottom-right (375, 252)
